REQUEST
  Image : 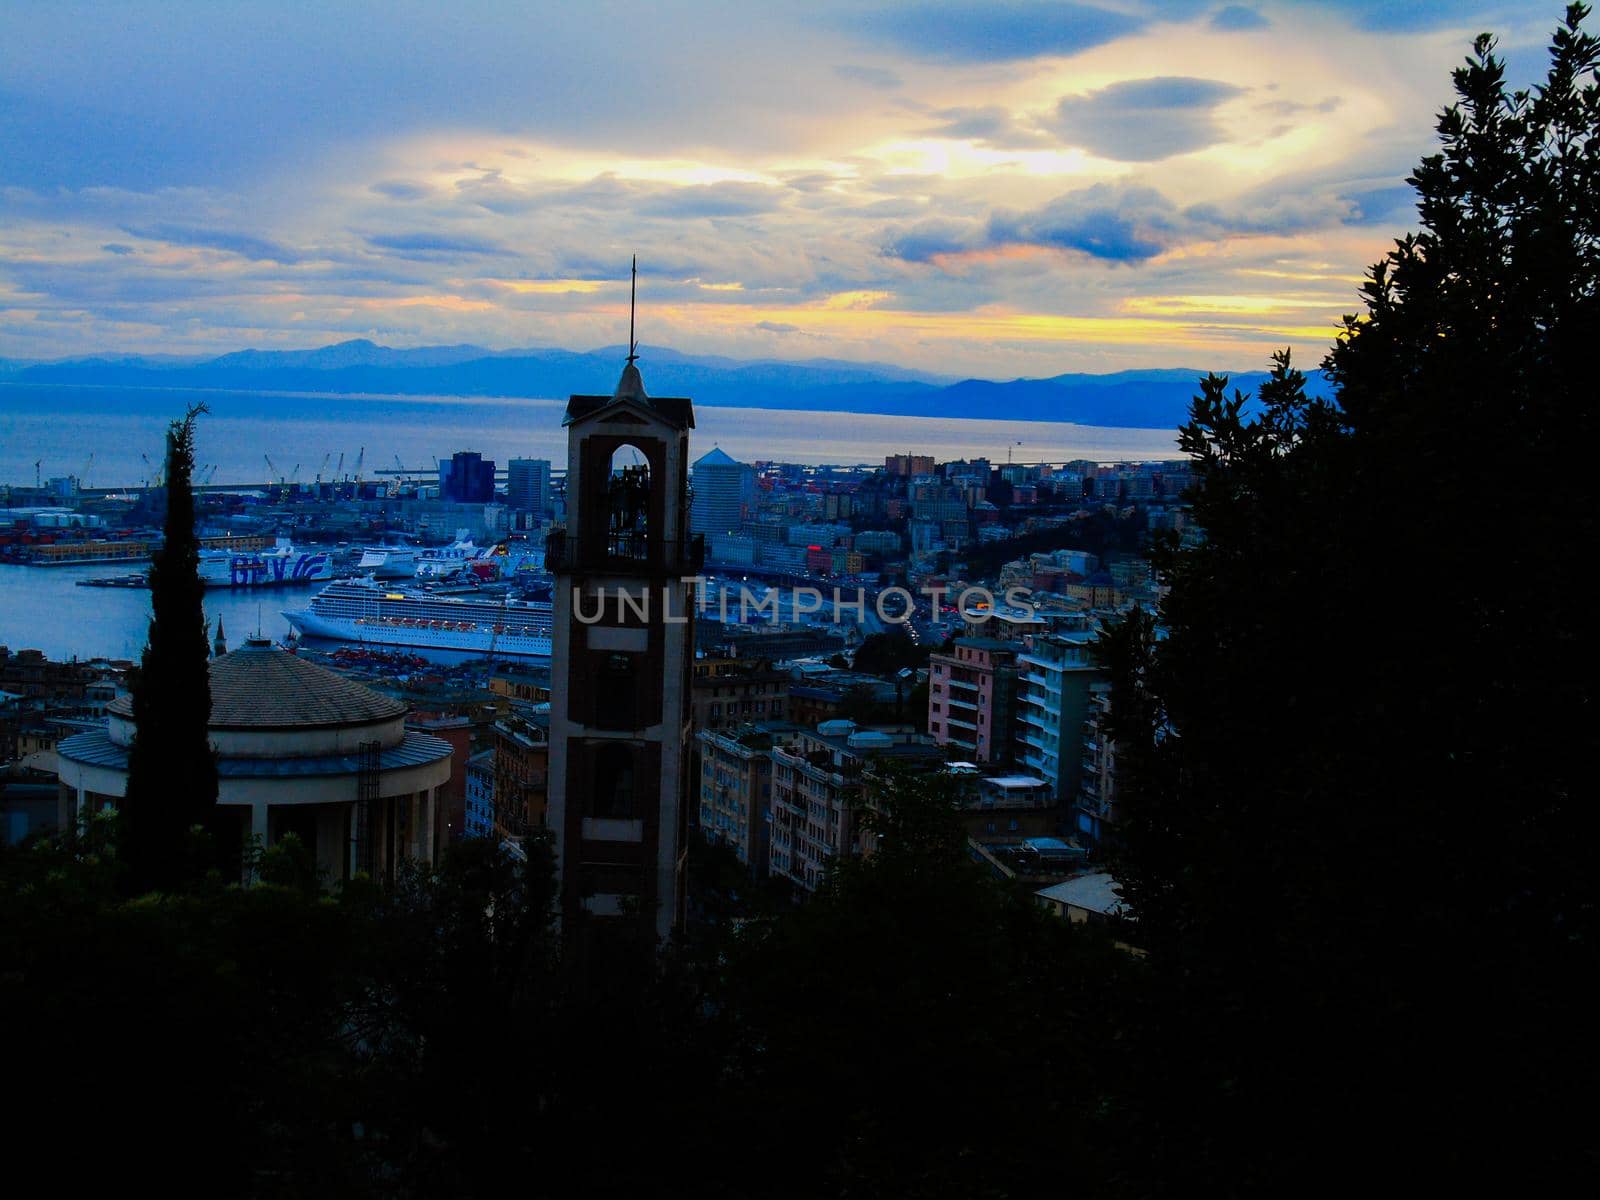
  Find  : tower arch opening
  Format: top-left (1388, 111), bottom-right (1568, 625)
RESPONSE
top-left (607, 444), bottom-right (652, 560)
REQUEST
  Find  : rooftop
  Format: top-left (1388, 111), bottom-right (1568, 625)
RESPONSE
top-left (952, 636), bottom-right (1020, 652)
top-left (565, 363), bottom-right (695, 429)
top-left (694, 446), bottom-right (743, 468)
top-left (1036, 871), bottom-right (1128, 918)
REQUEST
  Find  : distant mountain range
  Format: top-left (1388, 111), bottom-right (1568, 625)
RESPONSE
top-left (0, 339), bottom-right (1333, 430)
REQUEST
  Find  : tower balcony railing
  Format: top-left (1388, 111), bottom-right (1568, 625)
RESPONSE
top-left (545, 529), bottom-right (705, 575)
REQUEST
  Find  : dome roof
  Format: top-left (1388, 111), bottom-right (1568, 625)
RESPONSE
top-left (108, 639), bottom-right (406, 730)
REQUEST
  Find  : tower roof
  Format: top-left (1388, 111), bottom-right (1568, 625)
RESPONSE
top-left (613, 360), bottom-right (648, 403)
top-left (565, 360), bottom-right (695, 430)
top-left (693, 446), bottom-right (742, 468)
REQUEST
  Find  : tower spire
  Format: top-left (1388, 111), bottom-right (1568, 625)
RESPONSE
top-left (626, 255), bottom-right (638, 365)
top-left (612, 256), bottom-right (648, 402)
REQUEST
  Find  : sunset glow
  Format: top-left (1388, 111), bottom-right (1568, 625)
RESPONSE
top-left (0, 1), bottom-right (1561, 375)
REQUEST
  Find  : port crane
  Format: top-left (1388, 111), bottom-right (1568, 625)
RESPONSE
top-left (263, 454), bottom-right (295, 502)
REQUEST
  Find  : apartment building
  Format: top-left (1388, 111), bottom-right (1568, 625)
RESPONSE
top-left (768, 722), bottom-right (943, 891)
top-left (692, 656), bottom-right (791, 732)
top-left (1015, 632), bottom-right (1104, 803)
top-left (696, 722), bottom-right (802, 873)
top-left (927, 636), bottom-right (1019, 763)
top-left (1074, 682), bottom-right (1118, 843)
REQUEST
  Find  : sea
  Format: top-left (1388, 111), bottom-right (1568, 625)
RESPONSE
top-left (0, 561), bottom-right (311, 662)
top-left (0, 383), bottom-right (1182, 487)
top-left (0, 382), bottom-right (1181, 661)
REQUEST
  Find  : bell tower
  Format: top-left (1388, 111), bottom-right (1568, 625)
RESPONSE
top-left (546, 278), bottom-right (699, 947)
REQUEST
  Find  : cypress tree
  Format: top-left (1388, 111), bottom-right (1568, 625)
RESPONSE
top-left (123, 404), bottom-right (219, 891)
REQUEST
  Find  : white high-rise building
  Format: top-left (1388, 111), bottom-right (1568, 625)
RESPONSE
top-left (690, 446), bottom-right (753, 537)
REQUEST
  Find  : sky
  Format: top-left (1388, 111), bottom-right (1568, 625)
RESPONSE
top-left (0, 1), bottom-right (1567, 377)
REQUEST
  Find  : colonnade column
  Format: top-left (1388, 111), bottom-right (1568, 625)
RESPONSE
top-left (249, 801), bottom-right (268, 882)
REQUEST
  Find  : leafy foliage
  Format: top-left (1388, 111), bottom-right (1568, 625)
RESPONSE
top-left (1103, 8), bottom-right (1599, 1187)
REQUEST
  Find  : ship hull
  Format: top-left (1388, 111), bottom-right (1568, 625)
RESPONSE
top-left (284, 610), bottom-right (552, 658)
top-left (199, 550), bottom-right (334, 588)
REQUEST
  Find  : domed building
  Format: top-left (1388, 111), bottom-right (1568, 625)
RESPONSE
top-left (56, 638), bottom-right (455, 882)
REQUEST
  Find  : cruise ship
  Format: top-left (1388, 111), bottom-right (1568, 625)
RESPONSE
top-left (198, 539), bottom-right (334, 588)
top-left (284, 578), bottom-right (553, 657)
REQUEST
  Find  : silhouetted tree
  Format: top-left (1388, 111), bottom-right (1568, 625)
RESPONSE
top-left (122, 403), bottom-right (219, 891)
top-left (1104, 8), bottom-right (1599, 1189)
top-left (703, 764), bottom-right (1145, 1197)
top-left (852, 629), bottom-right (929, 676)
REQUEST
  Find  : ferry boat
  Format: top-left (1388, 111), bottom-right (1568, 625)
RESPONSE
top-left (356, 544), bottom-right (418, 579)
top-left (413, 536), bottom-right (484, 579)
top-left (284, 577), bottom-right (553, 657)
top-left (413, 538), bottom-right (549, 581)
top-left (198, 538), bottom-right (334, 588)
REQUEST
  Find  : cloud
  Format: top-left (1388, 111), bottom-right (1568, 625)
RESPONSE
top-left (848, 2), bottom-right (1144, 63)
top-left (888, 181), bottom-right (1356, 265)
top-left (100, 243), bottom-right (135, 256)
top-left (370, 180), bottom-right (431, 201)
top-left (919, 105), bottom-right (1053, 148)
top-left (121, 223), bottom-right (302, 262)
top-left (833, 64), bottom-right (902, 90)
top-left (756, 320), bottom-right (800, 333)
top-left (635, 183), bottom-right (784, 219)
top-left (1051, 76), bottom-right (1245, 161)
top-left (366, 232), bottom-right (506, 258)
top-left (1210, 6), bottom-right (1270, 32)
top-left (881, 218), bottom-right (985, 263)
top-left (1257, 95), bottom-right (1342, 116)
top-left (989, 185), bottom-right (1177, 261)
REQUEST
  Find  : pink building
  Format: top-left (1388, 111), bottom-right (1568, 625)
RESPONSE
top-left (927, 637), bottom-right (1020, 763)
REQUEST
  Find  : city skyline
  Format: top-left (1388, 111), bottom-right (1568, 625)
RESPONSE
top-left (0, 1), bottom-right (1563, 375)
